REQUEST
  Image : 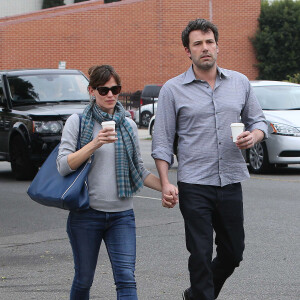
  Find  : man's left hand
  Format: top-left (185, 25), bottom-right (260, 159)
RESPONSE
top-left (235, 129), bottom-right (264, 149)
top-left (235, 131), bottom-right (254, 149)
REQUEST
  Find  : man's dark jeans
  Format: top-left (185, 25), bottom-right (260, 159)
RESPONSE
top-left (178, 182), bottom-right (245, 300)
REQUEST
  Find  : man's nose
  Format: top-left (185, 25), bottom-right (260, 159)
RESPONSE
top-left (202, 42), bottom-right (209, 51)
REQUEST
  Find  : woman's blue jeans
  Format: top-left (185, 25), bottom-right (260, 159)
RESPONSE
top-left (67, 208), bottom-right (137, 300)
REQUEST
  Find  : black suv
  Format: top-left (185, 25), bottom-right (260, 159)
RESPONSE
top-left (140, 84), bottom-right (162, 105)
top-left (0, 69), bottom-right (90, 180)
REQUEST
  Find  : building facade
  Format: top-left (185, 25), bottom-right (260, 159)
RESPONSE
top-left (0, 0), bottom-right (261, 92)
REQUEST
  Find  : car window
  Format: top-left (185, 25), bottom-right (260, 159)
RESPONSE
top-left (142, 85), bottom-right (162, 97)
top-left (253, 86), bottom-right (300, 110)
top-left (7, 74), bottom-right (89, 105)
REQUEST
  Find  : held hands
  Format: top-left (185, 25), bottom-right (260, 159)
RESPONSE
top-left (161, 183), bottom-right (179, 209)
top-left (92, 127), bottom-right (118, 149)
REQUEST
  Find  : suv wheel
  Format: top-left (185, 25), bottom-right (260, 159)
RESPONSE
top-left (141, 111), bottom-right (152, 127)
top-left (10, 135), bottom-right (38, 180)
top-left (247, 142), bottom-right (273, 174)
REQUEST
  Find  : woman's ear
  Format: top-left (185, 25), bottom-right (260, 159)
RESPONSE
top-left (88, 85), bottom-right (95, 96)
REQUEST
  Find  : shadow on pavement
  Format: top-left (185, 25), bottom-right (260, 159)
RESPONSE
top-left (249, 165), bottom-right (300, 176)
top-left (0, 170), bottom-right (15, 181)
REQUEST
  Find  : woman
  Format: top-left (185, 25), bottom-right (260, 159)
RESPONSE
top-left (57, 65), bottom-right (177, 300)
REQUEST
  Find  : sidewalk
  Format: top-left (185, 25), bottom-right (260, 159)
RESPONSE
top-left (138, 128), bottom-right (151, 139)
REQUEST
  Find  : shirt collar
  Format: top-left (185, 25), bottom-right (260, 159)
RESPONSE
top-left (182, 65), bottom-right (231, 85)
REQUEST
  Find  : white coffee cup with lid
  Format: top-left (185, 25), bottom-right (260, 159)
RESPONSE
top-left (101, 121), bottom-right (116, 136)
top-left (230, 123), bottom-right (244, 142)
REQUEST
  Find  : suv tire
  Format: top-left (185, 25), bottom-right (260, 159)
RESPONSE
top-left (10, 135), bottom-right (38, 180)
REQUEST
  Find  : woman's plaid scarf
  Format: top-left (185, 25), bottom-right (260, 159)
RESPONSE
top-left (80, 101), bottom-right (144, 198)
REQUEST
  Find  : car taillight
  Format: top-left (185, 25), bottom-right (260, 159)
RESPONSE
top-left (140, 98), bottom-right (143, 106)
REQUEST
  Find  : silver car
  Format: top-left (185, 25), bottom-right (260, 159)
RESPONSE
top-left (248, 80), bottom-right (300, 173)
top-left (149, 81), bottom-right (300, 174)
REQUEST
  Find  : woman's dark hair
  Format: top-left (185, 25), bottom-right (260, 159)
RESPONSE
top-left (181, 18), bottom-right (219, 49)
top-left (88, 65), bottom-right (121, 89)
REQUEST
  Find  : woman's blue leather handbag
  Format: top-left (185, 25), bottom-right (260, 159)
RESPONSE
top-left (27, 115), bottom-right (92, 211)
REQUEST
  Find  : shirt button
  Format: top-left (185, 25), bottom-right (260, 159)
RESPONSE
top-left (220, 157), bottom-right (222, 160)
top-left (219, 142), bottom-right (221, 144)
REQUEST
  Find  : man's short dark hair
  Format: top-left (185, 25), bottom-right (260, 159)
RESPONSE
top-left (181, 18), bottom-right (219, 49)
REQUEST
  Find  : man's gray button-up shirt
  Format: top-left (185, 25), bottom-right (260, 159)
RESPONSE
top-left (152, 66), bottom-right (268, 187)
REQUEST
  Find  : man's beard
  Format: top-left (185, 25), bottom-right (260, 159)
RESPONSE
top-left (194, 59), bottom-right (216, 70)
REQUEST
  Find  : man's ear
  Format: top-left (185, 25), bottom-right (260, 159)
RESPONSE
top-left (216, 44), bottom-right (219, 54)
top-left (184, 47), bottom-right (191, 59)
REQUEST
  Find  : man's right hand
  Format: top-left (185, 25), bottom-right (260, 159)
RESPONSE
top-left (154, 159), bottom-right (178, 208)
top-left (162, 183), bottom-right (179, 208)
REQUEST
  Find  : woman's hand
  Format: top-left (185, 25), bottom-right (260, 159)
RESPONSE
top-left (67, 128), bottom-right (117, 170)
top-left (92, 127), bottom-right (118, 149)
top-left (161, 183), bottom-right (179, 208)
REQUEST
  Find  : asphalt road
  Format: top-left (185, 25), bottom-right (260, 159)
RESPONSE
top-left (0, 131), bottom-right (299, 300)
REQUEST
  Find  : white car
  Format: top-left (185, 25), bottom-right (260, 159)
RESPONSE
top-left (248, 80), bottom-right (300, 173)
top-left (149, 81), bottom-right (300, 174)
top-left (134, 98), bottom-right (157, 127)
top-left (148, 115), bottom-right (156, 136)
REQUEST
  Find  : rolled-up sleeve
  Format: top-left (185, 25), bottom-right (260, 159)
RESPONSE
top-left (241, 82), bottom-right (269, 140)
top-left (151, 84), bottom-right (176, 166)
top-left (56, 114), bottom-right (79, 176)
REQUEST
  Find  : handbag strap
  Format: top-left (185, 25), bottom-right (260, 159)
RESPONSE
top-left (77, 114), bottom-right (82, 150)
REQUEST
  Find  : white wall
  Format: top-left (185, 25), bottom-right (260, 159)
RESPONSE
top-left (0, 0), bottom-right (75, 18)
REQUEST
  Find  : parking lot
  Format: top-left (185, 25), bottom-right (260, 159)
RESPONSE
top-left (0, 132), bottom-right (299, 300)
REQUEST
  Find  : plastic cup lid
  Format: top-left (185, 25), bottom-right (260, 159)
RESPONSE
top-left (230, 123), bottom-right (244, 127)
top-left (101, 121), bottom-right (116, 125)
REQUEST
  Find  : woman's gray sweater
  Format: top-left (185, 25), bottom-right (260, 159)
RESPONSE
top-left (57, 114), bottom-right (150, 212)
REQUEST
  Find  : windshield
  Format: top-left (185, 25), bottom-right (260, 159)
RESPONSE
top-left (7, 73), bottom-right (89, 104)
top-left (253, 85), bottom-right (300, 110)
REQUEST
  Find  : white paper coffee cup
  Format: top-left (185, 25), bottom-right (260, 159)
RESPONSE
top-left (101, 120), bottom-right (115, 130)
top-left (230, 123), bottom-right (244, 142)
top-left (101, 121), bottom-right (116, 135)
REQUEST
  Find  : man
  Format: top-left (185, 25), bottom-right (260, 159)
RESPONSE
top-left (152, 19), bottom-right (268, 300)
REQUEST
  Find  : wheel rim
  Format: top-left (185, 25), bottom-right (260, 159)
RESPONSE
top-left (249, 143), bottom-right (264, 170)
top-left (10, 136), bottom-right (37, 179)
top-left (142, 112), bottom-right (151, 127)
